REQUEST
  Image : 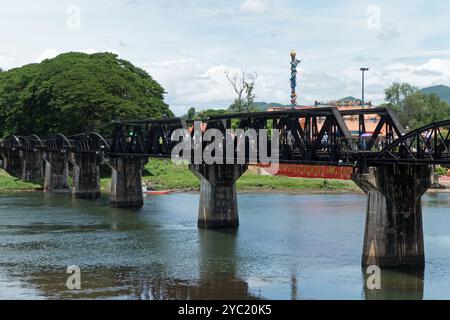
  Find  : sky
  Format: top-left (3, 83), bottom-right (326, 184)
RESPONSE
top-left (1, 0), bottom-right (450, 115)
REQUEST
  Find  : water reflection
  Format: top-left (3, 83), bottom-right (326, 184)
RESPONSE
top-left (12, 228), bottom-right (257, 300)
top-left (363, 267), bottom-right (424, 300)
top-left (136, 229), bottom-right (256, 300)
top-left (0, 192), bottom-right (449, 299)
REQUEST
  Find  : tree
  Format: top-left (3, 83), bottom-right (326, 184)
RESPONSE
top-left (196, 108), bottom-right (230, 119)
top-left (225, 70), bottom-right (258, 113)
top-left (186, 107), bottom-right (196, 120)
top-left (400, 92), bottom-right (450, 129)
top-left (385, 82), bottom-right (418, 107)
top-left (382, 82), bottom-right (450, 129)
top-left (0, 52), bottom-right (173, 137)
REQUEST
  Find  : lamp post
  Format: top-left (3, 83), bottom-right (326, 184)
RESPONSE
top-left (360, 67), bottom-right (369, 108)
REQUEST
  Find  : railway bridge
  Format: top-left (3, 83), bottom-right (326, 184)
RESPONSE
top-left (1, 106), bottom-right (449, 268)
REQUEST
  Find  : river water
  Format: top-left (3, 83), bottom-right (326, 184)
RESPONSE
top-left (0, 191), bottom-right (449, 300)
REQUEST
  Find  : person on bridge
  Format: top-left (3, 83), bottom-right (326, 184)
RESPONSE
top-left (321, 132), bottom-right (329, 151)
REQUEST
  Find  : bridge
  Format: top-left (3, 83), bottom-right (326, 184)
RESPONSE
top-left (1, 106), bottom-right (449, 269)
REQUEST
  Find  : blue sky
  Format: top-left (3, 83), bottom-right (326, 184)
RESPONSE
top-left (1, 0), bottom-right (450, 115)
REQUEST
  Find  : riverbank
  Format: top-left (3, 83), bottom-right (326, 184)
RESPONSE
top-left (1, 160), bottom-right (448, 194)
top-left (101, 159), bottom-right (360, 193)
top-left (0, 170), bottom-right (41, 191)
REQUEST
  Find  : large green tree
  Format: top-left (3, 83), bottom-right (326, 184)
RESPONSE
top-left (383, 82), bottom-right (450, 129)
top-left (0, 52), bottom-right (173, 137)
top-left (400, 92), bottom-right (450, 129)
top-left (384, 82), bottom-right (418, 109)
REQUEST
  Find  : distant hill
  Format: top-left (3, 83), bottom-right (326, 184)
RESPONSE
top-left (339, 96), bottom-right (358, 102)
top-left (252, 102), bottom-right (289, 111)
top-left (420, 85), bottom-right (450, 104)
top-left (253, 98), bottom-right (360, 111)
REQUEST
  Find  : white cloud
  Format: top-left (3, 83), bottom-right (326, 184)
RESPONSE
top-left (80, 48), bottom-right (100, 54)
top-left (0, 54), bottom-right (14, 70)
top-left (383, 59), bottom-right (450, 87)
top-left (36, 48), bottom-right (60, 63)
top-left (240, 0), bottom-right (269, 14)
top-left (145, 58), bottom-right (240, 105)
top-left (142, 58), bottom-right (290, 115)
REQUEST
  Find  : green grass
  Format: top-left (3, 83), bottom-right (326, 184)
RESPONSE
top-left (236, 171), bottom-right (358, 191)
top-left (0, 160), bottom-right (358, 193)
top-left (0, 169), bottom-right (42, 191)
top-left (100, 159), bottom-right (359, 193)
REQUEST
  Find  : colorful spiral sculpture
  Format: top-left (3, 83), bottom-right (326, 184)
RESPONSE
top-left (290, 49), bottom-right (301, 108)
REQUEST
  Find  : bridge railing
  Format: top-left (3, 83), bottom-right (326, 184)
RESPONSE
top-left (375, 120), bottom-right (450, 164)
top-left (18, 135), bottom-right (45, 151)
top-left (70, 133), bottom-right (110, 153)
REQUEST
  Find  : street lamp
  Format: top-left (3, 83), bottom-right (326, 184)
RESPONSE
top-left (360, 67), bottom-right (369, 108)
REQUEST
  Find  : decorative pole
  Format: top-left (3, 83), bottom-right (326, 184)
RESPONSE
top-left (290, 49), bottom-right (301, 108)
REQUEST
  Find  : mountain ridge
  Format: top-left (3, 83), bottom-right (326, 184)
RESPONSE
top-left (420, 85), bottom-right (450, 104)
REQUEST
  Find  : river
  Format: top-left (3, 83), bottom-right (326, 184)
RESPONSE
top-left (0, 191), bottom-right (449, 300)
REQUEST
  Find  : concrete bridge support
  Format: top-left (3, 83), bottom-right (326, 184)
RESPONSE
top-left (190, 164), bottom-right (248, 228)
top-left (109, 156), bottom-right (147, 207)
top-left (21, 150), bottom-right (44, 183)
top-left (44, 151), bottom-right (70, 192)
top-left (72, 152), bottom-right (101, 199)
top-left (2, 149), bottom-right (23, 178)
top-left (352, 164), bottom-right (432, 268)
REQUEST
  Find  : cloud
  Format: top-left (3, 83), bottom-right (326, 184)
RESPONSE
top-left (0, 53), bottom-right (14, 70)
top-left (141, 58), bottom-right (290, 115)
top-left (351, 59), bottom-right (450, 92)
top-left (412, 69), bottom-right (443, 77)
top-left (353, 55), bottom-right (381, 62)
top-left (378, 26), bottom-right (400, 41)
top-left (145, 58), bottom-right (240, 105)
top-left (36, 48), bottom-right (60, 62)
top-left (240, 0), bottom-right (269, 14)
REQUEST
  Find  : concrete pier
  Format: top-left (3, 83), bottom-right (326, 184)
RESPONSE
top-left (110, 156), bottom-right (147, 207)
top-left (363, 267), bottom-right (424, 300)
top-left (72, 152), bottom-right (101, 199)
top-left (190, 164), bottom-right (248, 228)
top-left (21, 150), bottom-right (44, 183)
top-left (352, 164), bottom-right (432, 268)
top-left (44, 151), bottom-right (70, 192)
top-left (2, 149), bottom-right (23, 178)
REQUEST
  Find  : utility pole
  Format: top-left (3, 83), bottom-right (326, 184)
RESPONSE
top-left (360, 67), bottom-right (369, 108)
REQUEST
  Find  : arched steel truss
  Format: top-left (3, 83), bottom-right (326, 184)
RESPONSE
top-left (375, 120), bottom-right (450, 165)
top-left (0, 108), bottom-right (448, 168)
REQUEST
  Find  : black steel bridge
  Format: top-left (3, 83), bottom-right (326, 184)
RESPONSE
top-left (1, 106), bottom-right (449, 268)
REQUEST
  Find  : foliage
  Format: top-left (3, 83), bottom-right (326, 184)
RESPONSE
top-left (182, 107), bottom-right (232, 120)
top-left (383, 83), bottom-right (450, 129)
top-left (0, 52), bottom-right (173, 137)
top-left (101, 159), bottom-right (359, 192)
top-left (226, 70), bottom-right (258, 113)
top-left (384, 82), bottom-right (418, 108)
top-left (186, 107), bottom-right (196, 120)
top-left (435, 166), bottom-right (449, 177)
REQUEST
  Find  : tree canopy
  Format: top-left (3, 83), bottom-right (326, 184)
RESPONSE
top-left (0, 52), bottom-right (173, 137)
top-left (383, 82), bottom-right (450, 130)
